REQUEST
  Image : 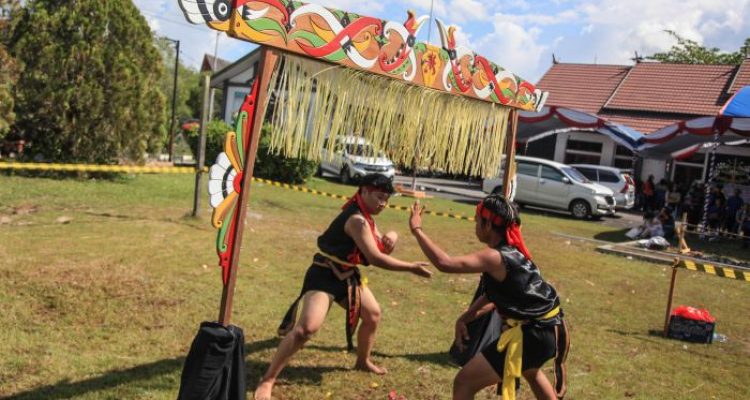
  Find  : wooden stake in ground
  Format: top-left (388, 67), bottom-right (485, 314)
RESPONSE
top-left (663, 259), bottom-right (679, 337)
top-left (192, 74), bottom-right (211, 218)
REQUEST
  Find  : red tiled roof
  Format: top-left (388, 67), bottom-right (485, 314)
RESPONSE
top-left (728, 58), bottom-right (750, 93)
top-left (536, 63), bottom-right (629, 114)
top-left (603, 62), bottom-right (736, 115)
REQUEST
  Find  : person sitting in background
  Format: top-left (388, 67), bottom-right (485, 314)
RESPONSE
top-left (626, 211), bottom-right (663, 239)
top-left (658, 208), bottom-right (675, 240)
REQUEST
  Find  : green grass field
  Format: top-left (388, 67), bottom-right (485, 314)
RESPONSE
top-left (0, 174), bottom-right (748, 399)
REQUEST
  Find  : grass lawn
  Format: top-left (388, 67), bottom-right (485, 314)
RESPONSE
top-left (0, 173), bottom-right (748, 399)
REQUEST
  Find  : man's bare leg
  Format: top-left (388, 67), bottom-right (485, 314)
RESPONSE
top-left (254, 291), bottom-right (332, 400)
top-left (452, 354), bottom-right (501, 400)
top-left (353, 286), bottom-right (387, 374)
top-left (522, 368), bottom-right (556, 400)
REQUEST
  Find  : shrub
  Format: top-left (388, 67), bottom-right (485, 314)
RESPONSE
top-left (188, 121), bottom-right (317, 184)
top-left (184, 119), bottom-right (232, 165)
top-left (254, 125), bottom-right (317, 184)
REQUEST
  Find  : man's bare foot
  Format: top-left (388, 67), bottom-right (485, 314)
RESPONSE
top-left (254, 378), bottom-right (275, 400)
top-left (354, 358), bottom-right (388, 375)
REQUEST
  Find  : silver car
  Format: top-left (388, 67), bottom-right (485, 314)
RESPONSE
top-left (571, 164), bottom-right (635, 209)
top-left (482, 156), bottom-right (616, 219)
top-left (318, 136), bottom-right (395, 184)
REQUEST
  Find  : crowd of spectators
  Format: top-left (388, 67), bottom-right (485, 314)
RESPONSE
top-left (631, 177), bottom-right (749, 247)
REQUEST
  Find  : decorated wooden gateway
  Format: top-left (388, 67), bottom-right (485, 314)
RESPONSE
top-left (178, 0), bottom-right (548, 325)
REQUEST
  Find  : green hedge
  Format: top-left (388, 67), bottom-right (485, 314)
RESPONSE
top-left (186, 121), bottom-right (317, 184)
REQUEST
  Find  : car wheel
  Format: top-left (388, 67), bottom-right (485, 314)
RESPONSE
top-left (316, 164), bottom-right (324, 177)
top-left (340, 166), bottom-right (352, 185)
top-left (570, 200), bottom-right (591, 220)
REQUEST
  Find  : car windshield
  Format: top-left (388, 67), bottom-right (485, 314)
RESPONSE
top-left (562, 167), bottom-right (590, 183)
top-left (346, 143), bottom-right (383, 157)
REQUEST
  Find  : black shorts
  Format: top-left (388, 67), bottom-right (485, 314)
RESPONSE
top-left (481, 324), bottom-right (557, 376)
top-left (301, 264), bottom-right (352, 304)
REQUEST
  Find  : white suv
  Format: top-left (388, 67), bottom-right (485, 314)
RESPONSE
top-left (318, 136), bottom-right (396, 184)
top-left (571, 164), bottom-right (635, 209)
top-left (482, 156), bottom-right (616, 219)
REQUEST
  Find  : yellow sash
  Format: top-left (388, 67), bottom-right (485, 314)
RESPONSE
top-left (497, 306), bottom-right (561, 400)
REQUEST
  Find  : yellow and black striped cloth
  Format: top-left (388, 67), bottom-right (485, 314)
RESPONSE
top-left (674, 259), bottom-right (749, 282)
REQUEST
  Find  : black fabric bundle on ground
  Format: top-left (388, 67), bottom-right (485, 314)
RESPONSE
top-left (449, 276), bottom-right (502, 366)
top-left (178, 322), bottom-right (246, 400)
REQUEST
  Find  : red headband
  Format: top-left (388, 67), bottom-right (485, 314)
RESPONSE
top-left (476, 202), bottom-right (506, 226)
top-left (476, 201), bottom-right (532, 260)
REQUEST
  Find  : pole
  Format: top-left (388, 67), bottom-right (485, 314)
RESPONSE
top-left (699, 131), bottom-right (720, 239)
top-left (663, 260), bottom-right (679, 337)
top-left (411, 0), bottom-right (434, 192)
top-left (191, 74), bottom-right (211, 217)
top-left (218, 47), bottom-right (278, 326)
top-left (208, 32), bottom-right (220, 120)
top-left (168, 39), bottom-right (180, 162)
top-left (502, 110), bottom-right (519, 198)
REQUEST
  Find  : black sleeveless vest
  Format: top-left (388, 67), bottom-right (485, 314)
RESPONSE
top-left (482, 245), bottom-right (561, 323)
top-left (317, 203), bottom-right (369, 265)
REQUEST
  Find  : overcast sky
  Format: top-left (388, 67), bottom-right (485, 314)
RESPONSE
top-left (134, 0), bottom-right (750, 83)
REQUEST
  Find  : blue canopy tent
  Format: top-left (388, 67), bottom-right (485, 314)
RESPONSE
top-left (721, 86), bottom-right (750, 117)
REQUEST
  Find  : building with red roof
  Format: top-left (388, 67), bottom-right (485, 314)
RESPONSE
top-left (526, 56), bottom-right (750, 186)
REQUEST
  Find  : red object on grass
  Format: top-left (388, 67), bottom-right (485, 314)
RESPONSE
top-left (672, 306), bottom-right (715, 323)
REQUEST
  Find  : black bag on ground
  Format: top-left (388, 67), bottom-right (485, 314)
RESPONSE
top-left (449, 276), bottom-right (502, 366)
top-left (178, 322), bottom-right (246, 400)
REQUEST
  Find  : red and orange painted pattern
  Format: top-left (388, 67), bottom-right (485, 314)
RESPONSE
top-left (178, 0), bottom-right (547, 111)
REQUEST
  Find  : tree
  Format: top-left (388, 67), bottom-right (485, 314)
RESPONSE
top-left (647, 31), bottom-right (749, 65)
top-left (0, 0), bottom-right (20, 139)
top-left (9, 0), bottom-right (166, 163)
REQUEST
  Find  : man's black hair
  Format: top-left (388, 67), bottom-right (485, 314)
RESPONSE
top-left (359, 173), bottom-right (395, 194)
top-left (480, 193), bottom-right (521, 230)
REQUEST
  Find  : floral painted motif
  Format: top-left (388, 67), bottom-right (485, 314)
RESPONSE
top-left (205, 76), bottom-right (260, 285)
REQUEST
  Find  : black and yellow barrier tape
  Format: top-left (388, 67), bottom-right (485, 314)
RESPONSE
top-left (1, 162), bottom-right (475, 222)
top-left (674, 259), bottom-right (749, 282)
top-left (0, 162), bottom-right (207, 174)
top-left (251, 177), bottom-right (475, 222)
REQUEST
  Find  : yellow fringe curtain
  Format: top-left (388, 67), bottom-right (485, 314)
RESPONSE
top-left (265, 54), bottom-right (510, 177)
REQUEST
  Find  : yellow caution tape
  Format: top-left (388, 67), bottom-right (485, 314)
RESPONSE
top-left (675, 259), bottom-right (749, 282)
top-left (250, 177), bottom-right (475, 222)
top-left (1, 162), bottom-right (475, 222)
top-left (0, 162), bottom-right (207, 174)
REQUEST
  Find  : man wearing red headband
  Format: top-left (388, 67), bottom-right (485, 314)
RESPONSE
top-left (409, 194), bottom-right (569, 400)
top-left (255, 174), bottom-right (432, 400)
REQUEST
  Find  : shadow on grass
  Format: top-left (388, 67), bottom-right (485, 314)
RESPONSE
top-left (302, 344), bottom-right (456, 368)
top-left (83, 211), bottom-right (211, 232)
top-left (607, 329), bottom-right (750, 369)
top-left (3, 337), bottom-right (346, 399)
top-left (593, 228), bottom-right (631, 243)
